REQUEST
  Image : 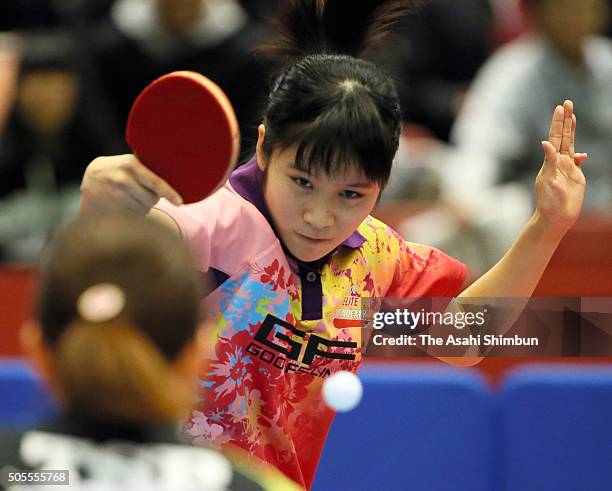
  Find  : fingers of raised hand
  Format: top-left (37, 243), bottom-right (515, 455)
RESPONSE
top-left (541, 140), bottom-right (559, 178)
top-left (560, 100), bottom-right (574, 156)
top-left (570, 113), bottom-right (577, 158)
top-left (548, 105), bottom-right (564, 151)
top-left (574, 153), bottom-right (588, 166)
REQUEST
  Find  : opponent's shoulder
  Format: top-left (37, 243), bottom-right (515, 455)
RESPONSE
top-left (0, 427), bottom-right (270, 491)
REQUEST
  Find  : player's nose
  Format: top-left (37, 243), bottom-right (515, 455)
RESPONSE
top-left (303, 201), bottom-right (334, 229)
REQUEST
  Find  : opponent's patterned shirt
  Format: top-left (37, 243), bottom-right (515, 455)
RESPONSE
top-left (155, 157), bottom-right (467, 489)
top-left (0, 413), bottom-right (300, 491)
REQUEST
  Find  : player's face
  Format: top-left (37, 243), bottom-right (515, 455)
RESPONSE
top-left (259, 144), bottom-right (380, 262)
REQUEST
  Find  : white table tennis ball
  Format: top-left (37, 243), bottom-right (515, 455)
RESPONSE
top-left (322, 371), bottom-right (363, 412)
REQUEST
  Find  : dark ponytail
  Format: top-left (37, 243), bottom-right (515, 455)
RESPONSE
top-left (37, 212), bottom-right (203, 424)
top-left (258, 0), bottom-right (414, 187)
top-left (54, 319), bottom-right (195, 424)
top-left (262, 0), bottom-right (411, 61)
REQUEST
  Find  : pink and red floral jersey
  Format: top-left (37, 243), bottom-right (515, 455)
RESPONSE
top-left (154, 158), bottom-right (467, 489)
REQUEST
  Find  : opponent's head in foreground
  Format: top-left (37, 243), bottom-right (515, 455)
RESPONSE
top-left (23, 212), bottom-right (204, 424)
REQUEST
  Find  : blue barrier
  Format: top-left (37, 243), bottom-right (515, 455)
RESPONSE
top-left (313, 364), bottom-right (495, 491)
top-left (3, 357), bottom-right (612, 490)
top-left (0, 358), bottom-right (57, 427)
top-left (499, 365), bottom-right (612, 491)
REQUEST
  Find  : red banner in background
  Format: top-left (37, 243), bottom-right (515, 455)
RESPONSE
top-left (0, 265), bottom-right (35, 356)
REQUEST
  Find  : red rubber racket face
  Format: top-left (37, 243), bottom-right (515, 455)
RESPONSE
top-left (126, 71), bottom-right (240, 203)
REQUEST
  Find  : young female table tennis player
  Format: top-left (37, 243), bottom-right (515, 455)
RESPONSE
top-left (79, 1), bottom-right (587, 488)
top-left (0, 212), bottom-right (299, 491)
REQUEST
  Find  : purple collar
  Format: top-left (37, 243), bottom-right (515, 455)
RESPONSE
top-left (229, 156), bottom-right (366, 253)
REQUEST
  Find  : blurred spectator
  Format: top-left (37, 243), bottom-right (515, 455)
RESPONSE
top-left (0, 31), bottom-right (106, 262)
top-left (489, 0), bottom-right (528, 44)
top-left (450, 0), bottom-right (612, 208)
top-left (391, 0), bottom-right (495, 141)
top-left (92, 0), bottom-right (271, 156)
top-left (395, 0), bottom-right (612, 274)
top-left (0, 33), bottom-right (20, 132)
top-left (379, 133), bottom-right (534, 277)
top-left (382, 0), bottom-right (612, 276)
top-left (609, 0), bottom-right (612, 38)
top-left (238, 0), bottom-right (277, 22)
top-left (0, 1), bottom-right (58, 30)
top-left (0, 0), bottom-right (114, 30)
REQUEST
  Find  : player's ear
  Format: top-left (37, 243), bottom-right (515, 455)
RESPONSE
top-left (256, 124), bottom-right (267, 171)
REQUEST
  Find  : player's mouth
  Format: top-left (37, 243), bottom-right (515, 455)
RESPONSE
top-left (295, 232), bottom-right (332, 244)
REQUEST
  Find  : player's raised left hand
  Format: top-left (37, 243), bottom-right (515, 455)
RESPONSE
top-left (535, 100), bottom-right (587, 234)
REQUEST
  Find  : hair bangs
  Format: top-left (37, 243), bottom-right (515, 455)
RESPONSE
top-left (276, 91), bottom-right (396, 186)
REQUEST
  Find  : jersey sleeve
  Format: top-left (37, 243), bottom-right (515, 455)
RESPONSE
top-left (154, 197), bottom-right (219, 272)
top-left (154, 187), bottom-right (278, 277)
top-left (386, 227), bottom-right (468, 298)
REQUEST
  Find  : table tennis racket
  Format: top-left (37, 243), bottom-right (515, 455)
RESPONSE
top-left (126, 71), bottom-right (240, 204)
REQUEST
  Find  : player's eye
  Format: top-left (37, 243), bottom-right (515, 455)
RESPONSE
top-left (292, 177), bottom-right (313, 189)
top-left (339, 190), bottom-right (363, 199)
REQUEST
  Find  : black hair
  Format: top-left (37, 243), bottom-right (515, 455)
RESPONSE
top-left (259, 0), bottom-right (413, 187)
top-left (36, 212), bottom-right (204, 422)
top-left (38, 212), bottom-right (201, 360)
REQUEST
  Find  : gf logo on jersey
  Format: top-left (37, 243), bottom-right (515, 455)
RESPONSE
top-left (250, 314), bottom-right (357, 367)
